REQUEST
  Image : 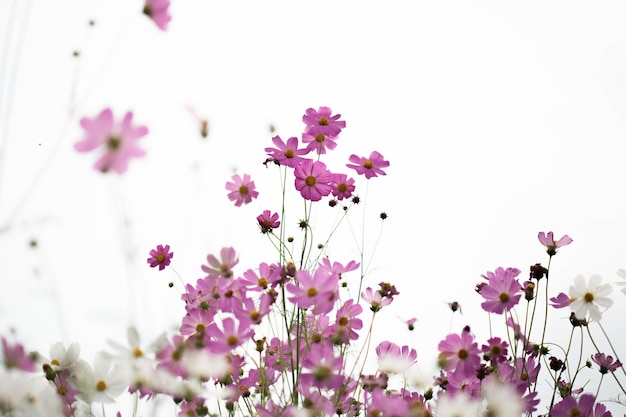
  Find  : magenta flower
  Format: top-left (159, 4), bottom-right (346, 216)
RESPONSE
top-left (257, 210), bottom-right (280, 234)
top-left (147, 244), bottom-right (173, 270)
top-left (330, 173), bottom-right (356, 200)
top-left (201, 247), bottom-right (239, 279)
top-left (265, 136), bottom-right (310, 168)
top-left (552, 393), bottom-right (595, 417)
top-left (549, 292), bottom-right (572, 309)
top-left (300, 344), bottom-right (344, 389)
top-left (538, 231), bottom-right (573, 256)
top-left (286, 268), bottom-right (338, 314)
top-left (302, 106), bottom-right (346, 138)
top-left (264, 135), bottom-right (310, 168)
top-left (302, 132), bottom-right (338, 155)
top-left (478, 267), bottom-right (523, 314)
top-left (143, 0), bottom-right (171, 31)
top-left (1, 337), bottom-right (36, 371)
top-left (205, 317), bottom-right (254, 353)
top-left (294, 159), bottom-right (333, 201)
top-left (226, 173), bottom-right (259, 207)
top-left (75, 108), bottom-right (148, 174)
top-left (437, 331), bottom-right (481, 378)
top-left (591, 353), bottom-right (622, 374)
top-left (346, 151), bottom-right (389, 179)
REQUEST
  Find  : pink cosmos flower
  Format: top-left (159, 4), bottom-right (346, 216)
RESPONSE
top-left (330, 173), bottom-right (356, 200)
top-left (75, 108), bottom-right (148, 174)
top-left (205, 317), bottom-right (254, 354)
top-left (293, 159), bottom-right (333, 201)
top-left (300, 344), bottom-right (344, 390)
top-left (375, 341), bottom-right (417, 374)
top-left (346, 151), bottom-right (389, 179)
top-left (302, 132), bottom-right (338, 155)
top-left (437, 331), bottom-right (481, 378)
top-left (201, 247), bottom-right (239, 279)
top-left (478, 267), bottom-right (523, 314)
top-left (147, 244), bottom-right (173, 270)
top-left (361, 287), bottom-right (392, 312)
top-left (302, 106), bottom-right (346, 138)
top-left (538, 231), bottom-right (573, 256)
top-left (257, 210), bottom-right (280, 234)
top-left (549, 292), bottom-right (572, 309)
top-left (286, 268), bottom-right (338, 314)
top-left (1, 337), bottom-right (36, 371)
top-left (143, 0), bottom-right (171, 31)
top-left (325, 299), bottom-right (363, 344)
top-left (239, 262), bottom-right (281, 292)
top-left (225, 173), bottom-right (259, 207)
top-left (551, 393), bottom-right (595, 417)
top-left (264, 135), bottom-right (310, 168)
top-left (591, 353), bottom-right (622, 374)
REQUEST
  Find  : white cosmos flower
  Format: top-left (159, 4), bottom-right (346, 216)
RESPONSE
top-left (45, 341), bottom-right (81, 371)
top-left (434, 391), bottom-right (480, 417)
top-left (72, 352), bottom-right (129, 404)
top-left (0, 372), bottom-right (65, 417)
top-left (483, 380), bottom-right (523, 417)
top-left (568, 274), bottom-right (613, 322)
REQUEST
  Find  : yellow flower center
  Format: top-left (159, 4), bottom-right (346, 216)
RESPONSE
top-left (307, 288), bottom-right (318, 297)
top-left (363, 160), bottom-right (373, 169)
top-left (499, 293), bottom-right (509, 303)
top-left (305, 176), bottom-right (316, 186)
top-left (257, 277), bottom-right (268, 288)
top-left (133, 347), bottom-right (143, 357)
top-left (584, 292), bottom-right (594, 303)
top-left (156, 253), bottom-right (165, 263)
top-left (337, 183), bottom-right (347, 192)
top-left (458, 349), bottom-right (468, 359)
top-left (51, 359), bottom-right (60, 366)
top-left (106, 137), bottom-right (121, 150)
top-left (318, 117), bottom-right (328, 125)
top-left (315, 133), bottom-right (325, 143)
top-left (285, 149), bottom-right (294, 158)
top-left (96, 380), bottom-right (107, 391)
top-left (227, 336), bottom-right (239, 346)
top-left (239, 185), bottom-right (249, 195)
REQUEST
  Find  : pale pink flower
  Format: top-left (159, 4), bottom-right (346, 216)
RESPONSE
top-left (75, 108), bottom-right (148, 174)
top-left (538, 231), bottom-right (573, 256)
top-left (294, 159), bottom-right (333, 201)
top-left (143, 0), bottom-right (171, 31)
top-left (225, 173), bottom-right (259, 206)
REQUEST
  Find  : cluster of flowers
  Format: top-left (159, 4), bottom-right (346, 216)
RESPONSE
top-left (2, 106), bottom-right (626, 417)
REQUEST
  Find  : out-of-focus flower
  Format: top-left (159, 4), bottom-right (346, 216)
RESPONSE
top-left (226, 173), bottom-right (259, 206)
top-left (616, 269), bottom-right (626, 295)
top-left (75, 108), bottom-right (148, 174)
top-left (143, 0), bottom-right (171, 31)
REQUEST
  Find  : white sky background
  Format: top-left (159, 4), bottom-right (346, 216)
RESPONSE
top-left (2, 0), bottom-right (626, 412)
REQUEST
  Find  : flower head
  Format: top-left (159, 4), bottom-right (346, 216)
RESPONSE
top-left (147, 244), bottom-right (173, 270)
top-left (568, 274), bottom-right (613, 321)
top-left (616, 268), bottom-right (626, 295)
top-left (201, 247), bottom-right (239, 279)
top-left (143, 0), bottom-right (171, 31)
top-left (293, 159), bottom-right (333, 201)
top-left (591, 353), bottom-right (622, 374)
top-left (256, 210), bottom-right (280, 234)
top-left (538, 231), bottom-right (573, 256)
top-left (302, 106), bottom-right (346, 138)
top-left (346, 151), bottom-right (389, 179)
top-left (226, 173), bottom-right (259, 206)
top-left (264, 136), bottom-right (310, 168)
top-left (478, 267), bottom-right (523, 314)
top-left (74, 108), bottom-right (148, 174)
